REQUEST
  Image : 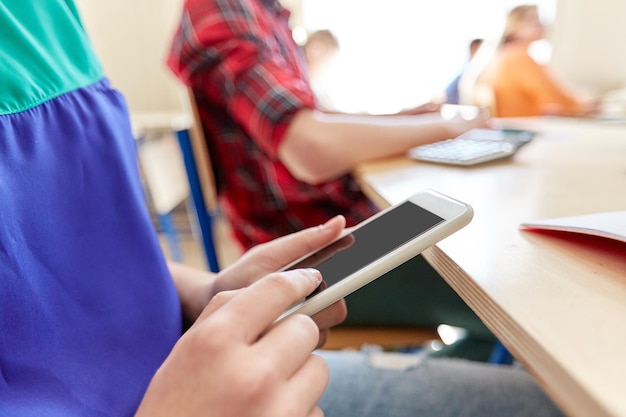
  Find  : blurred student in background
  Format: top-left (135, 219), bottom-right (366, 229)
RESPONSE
top-left (479, 4), bottom-right (596, 117)
top-left (167, 0), bottom-right (500, 365)
top-left (167, 0), bottom-right (495, 331)
top-left (167, 0), bottom-right (484, 252)
top-left (302, 29), bottom-right (341, 111)
top-left (445, 38), bottom-right (483, 105)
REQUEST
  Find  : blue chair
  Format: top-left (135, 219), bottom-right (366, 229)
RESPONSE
top-left (132, 111), bottom-right (220, 272)
top-left (489, 340), bottom-right (514, 365)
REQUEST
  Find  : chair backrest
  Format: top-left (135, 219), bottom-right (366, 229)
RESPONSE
top-left (185, 88), bottom-right (219, 212)
top-left (162, 87), bottom-right (222, 272)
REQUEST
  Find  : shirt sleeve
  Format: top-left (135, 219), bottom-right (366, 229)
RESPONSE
top-left (516, 52), bottom-right (583, 116)
top-left (167, 0), bottom-right (316, 156)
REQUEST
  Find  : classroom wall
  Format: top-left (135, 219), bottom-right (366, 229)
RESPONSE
top-left (76, 0), bottom-right (626, 112)
top-left (280, 0), bottom-right (303, 27)
top-left (75, 0), bottom-right (301, 115)
top-left (75, 0), bottom-right (186, 114)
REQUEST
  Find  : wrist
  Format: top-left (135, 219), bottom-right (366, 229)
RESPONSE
top-left (185, 279), bottom-right (214, 324)
top-left (167, 262), bottom-right (217, 325)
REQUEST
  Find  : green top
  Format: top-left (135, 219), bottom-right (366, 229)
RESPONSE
top-left (0, 0), bottom-right (103, 115)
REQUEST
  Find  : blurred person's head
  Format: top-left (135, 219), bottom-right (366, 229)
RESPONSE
top-left (303, 29), bottom-right (340, 80)
top-left (501, 5), bottom-right (544, 45)
top-left (469, 38), bottom-right (484, 59)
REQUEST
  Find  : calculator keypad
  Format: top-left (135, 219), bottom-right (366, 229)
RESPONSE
top-left (409, 139), bottom-right (516, 165)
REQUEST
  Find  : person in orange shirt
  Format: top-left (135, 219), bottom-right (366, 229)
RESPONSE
top-left (482, 5), bottom-right (595, 118)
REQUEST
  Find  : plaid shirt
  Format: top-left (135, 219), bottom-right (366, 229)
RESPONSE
top-left (168, 0), bottom-right (376, 250)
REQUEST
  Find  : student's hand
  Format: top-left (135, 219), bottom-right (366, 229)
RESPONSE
top-left (439, 106), bottom-right (491, 138)
top-left (136, 269), bottom-right (328, 417)
top-left (213, 215), bottom-right (348, 346)
top-left (215, 215), bottom-right (345, 290)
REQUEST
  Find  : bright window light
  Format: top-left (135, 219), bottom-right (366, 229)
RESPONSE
top-left (302, 0), bottom-right (556, 114)
top-left (437, 324), bottom-right (468, 346)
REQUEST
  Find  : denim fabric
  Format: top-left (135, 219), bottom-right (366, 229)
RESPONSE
top-left (318, 350), bottom-right (565, 417)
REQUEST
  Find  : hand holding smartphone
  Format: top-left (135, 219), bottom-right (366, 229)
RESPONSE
top-left (276, 189), bottom-right (473, 323)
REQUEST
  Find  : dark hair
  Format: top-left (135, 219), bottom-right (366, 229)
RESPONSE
top-left (470, 38), bottom-right (484, 49)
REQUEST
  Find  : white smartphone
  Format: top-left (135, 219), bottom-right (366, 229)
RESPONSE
top-left (276, 189), bottom-right (473, 322)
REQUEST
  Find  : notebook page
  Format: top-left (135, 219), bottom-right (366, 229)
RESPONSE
top-left (520, 211), bottom-right (626, 244)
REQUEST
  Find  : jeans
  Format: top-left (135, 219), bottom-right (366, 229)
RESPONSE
top-left (318, 350), bottom-right (565, 417)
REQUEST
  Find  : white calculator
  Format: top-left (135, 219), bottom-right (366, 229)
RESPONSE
top-left (408, 128), bottom-right (534, 166)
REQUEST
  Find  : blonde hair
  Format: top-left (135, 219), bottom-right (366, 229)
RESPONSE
top-left (501, 5), bottom-right (538, 44)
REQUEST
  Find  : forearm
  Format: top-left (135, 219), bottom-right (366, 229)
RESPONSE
top-left (279, 110), bottom-right (464, 184)
top-left (525, 61), bottom-right (586, 115)
top-left (167, 261), bottom-right (217, 324)
top-left (537, 81), bottom-right (585, 115)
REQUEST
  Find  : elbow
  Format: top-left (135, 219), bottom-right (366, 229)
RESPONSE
top-left (278, 111), bottom-right (343, 184)
top-left (290, 168), bottom-right (330, 186)
top-left (280, 137), bottom-right (333, 185)
top-left (286, 165), bottom-right (323, 185)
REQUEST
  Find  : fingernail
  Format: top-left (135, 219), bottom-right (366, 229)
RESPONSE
top-left (305, 268), bottom-right (323, 282)
top-left (319, 215), bottom-right (344, 231)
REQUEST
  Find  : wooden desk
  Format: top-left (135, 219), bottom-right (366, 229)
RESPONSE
top-left (354, 117), bottom-right (626, 417)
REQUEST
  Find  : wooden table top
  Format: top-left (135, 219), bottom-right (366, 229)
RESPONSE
top-left (354, 117), bottom-right (626, 417)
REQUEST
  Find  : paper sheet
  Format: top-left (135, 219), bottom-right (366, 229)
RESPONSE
top-left (520, 211), bottom-right (626, 244)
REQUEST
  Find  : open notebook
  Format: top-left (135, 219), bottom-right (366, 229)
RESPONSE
top-left (520, 211), bottom-right (626, 244)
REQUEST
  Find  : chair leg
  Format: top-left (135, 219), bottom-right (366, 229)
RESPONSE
top-left (158, 213), bottom-right (183, 262)
top-left (176, 129), bottom-right (220, 272)
top-left (488, 340), bottom-right (514, 365)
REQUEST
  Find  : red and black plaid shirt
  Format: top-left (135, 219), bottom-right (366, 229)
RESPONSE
top-left (168, 0), bottom-right (376, 250)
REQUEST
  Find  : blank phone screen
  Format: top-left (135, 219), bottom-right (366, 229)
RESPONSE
top-left (288, 201), bottom-right (444, 294)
